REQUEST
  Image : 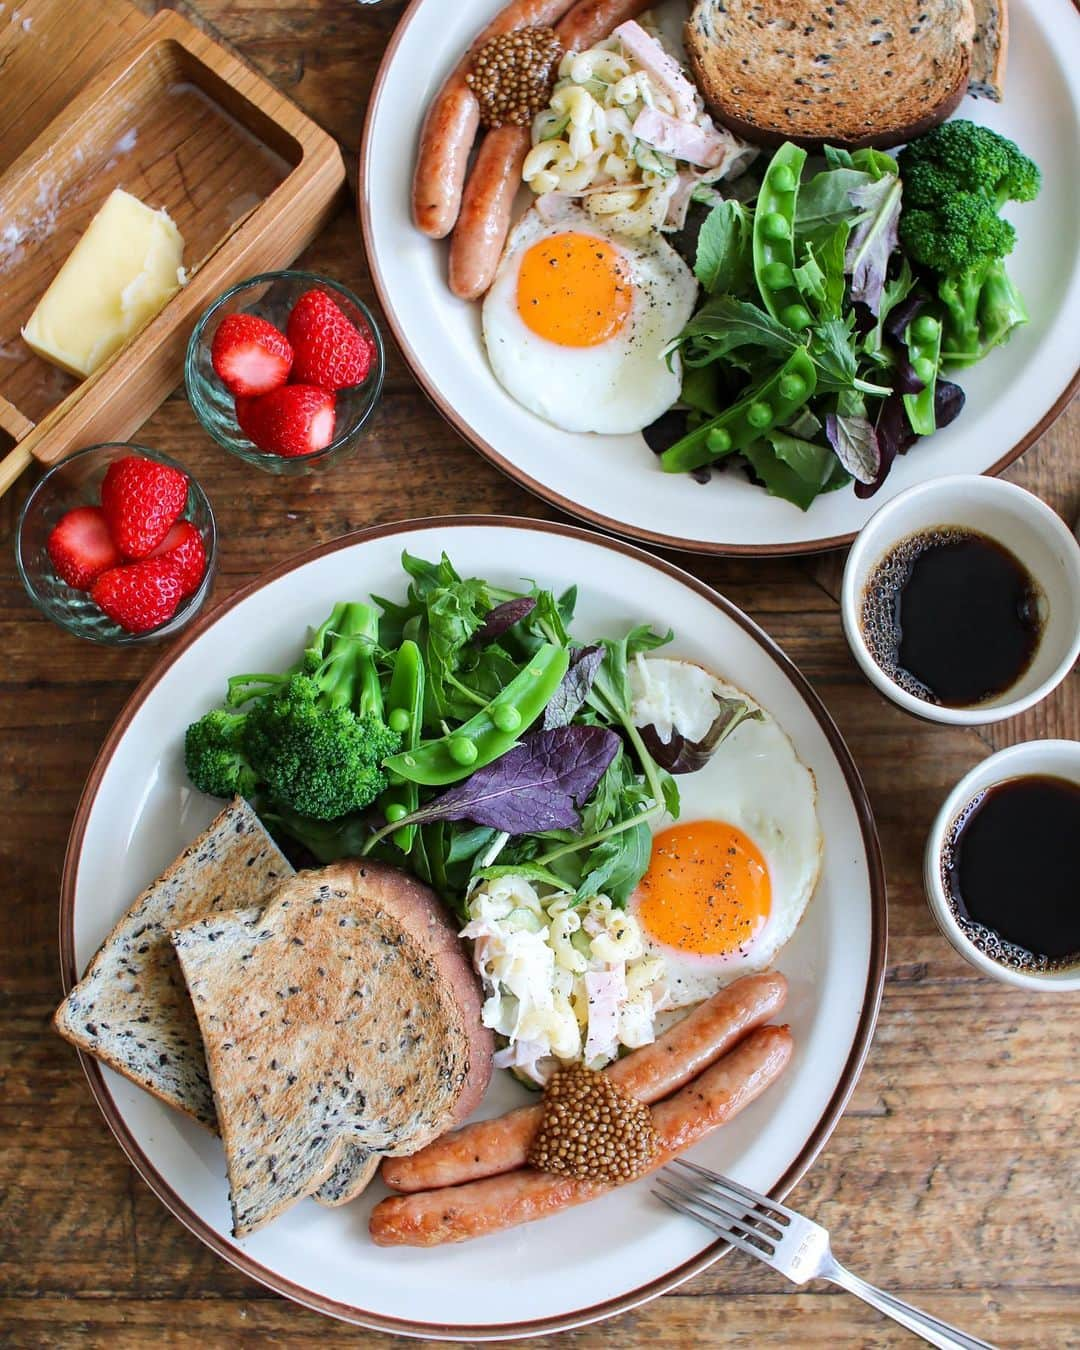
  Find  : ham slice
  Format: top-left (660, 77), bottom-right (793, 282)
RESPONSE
top-left (631, 107), bottom-right (730, 169)
top-left (613, 20), bottom-right (699, 122)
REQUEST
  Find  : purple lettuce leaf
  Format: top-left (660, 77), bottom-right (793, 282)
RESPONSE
top-left (856, 379), bottom-right (967, 500)
top-left (638, 694), bottom-right (763, 775)
top-left (826, 412), bottom-right (881, 485)
top-left (474, 597), bottom-right (536, 644)
top-left (846, 176), bottom-right (902, 315)
top-left (935, 378), bottom-right (967, 430)
top-left (543, 645), bottom-right (604, 729)
top-left (408, 725), bottom-right (620, 834)
top-left (883, 295), bottom-right (926, 347)
top-left (891, 357), bottom-right (926, 396)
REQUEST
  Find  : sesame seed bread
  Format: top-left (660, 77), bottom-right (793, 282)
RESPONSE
top-left (53, 798), bottom-right (293, 1127)
top-left (171, 860), bottom-right (494, 1237)
top-left (684, 0), bottom-right (976, 149)
top-left (53, 797), bottom-right (375, 1206)
top-left (968, 0), bottom-right (1007, 101)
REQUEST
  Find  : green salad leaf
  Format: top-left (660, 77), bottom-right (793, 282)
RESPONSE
top-left (694, 200), bottom-right (754, 295)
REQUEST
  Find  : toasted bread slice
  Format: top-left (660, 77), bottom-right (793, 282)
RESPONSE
top-left (54, 798), bottom-right (293, 1127)
top-left (172, 860), bottom-right (494, 1236)
top-left (969, 0), bottom-right (1007, 100)
top-left (53, 797), bottom-right (374, 1205)
top-left (685, 0), bottom-right (976, 149)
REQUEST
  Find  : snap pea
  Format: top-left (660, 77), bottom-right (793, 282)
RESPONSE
top-left (384, 642), bottom-right (570, 787)
top-left (902, 313), bottom-right (942, 436)
top-left (660, 348), bottom-right (818, 474)
top-left (378, 639), bottom-right (424, 851)
top-left (753, 143), bottom-right (809, 329)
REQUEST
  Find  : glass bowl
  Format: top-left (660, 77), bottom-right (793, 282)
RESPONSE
top-left (185, 270), bottom-right (385, 474)
top-left (16, 443), bottom-right (217, 646)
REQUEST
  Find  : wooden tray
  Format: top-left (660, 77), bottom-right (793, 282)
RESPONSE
top-left (0, 0), bottom-right (346, 493)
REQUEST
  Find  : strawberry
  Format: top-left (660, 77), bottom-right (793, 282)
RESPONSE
top-left (101, 456), bottom-right (188, 559)
top-left (148, 520), bottom-right (206, 597)
top-left (234, 385), bottom-right (336, 458)
top-left (285, 289), bottom-right (375, 390)
top-left (91, 557), bottom-right (186, 634)
top-left (211, 314), bottom-right (293, 396)
top-left (46, 506), bottom-right (123, 591)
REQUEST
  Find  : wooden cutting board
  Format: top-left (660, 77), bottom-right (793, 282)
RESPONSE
top-left (0, 0), bottom-right (346, 492)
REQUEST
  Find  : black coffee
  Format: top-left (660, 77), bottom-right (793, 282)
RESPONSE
top-left (942, 775), bottom-right (1080, 973)
top-left (861, 528), bottom-right (1043, 707)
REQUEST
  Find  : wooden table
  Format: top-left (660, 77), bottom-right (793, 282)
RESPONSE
top-left (2, 3), bottom-right (1077, 1346)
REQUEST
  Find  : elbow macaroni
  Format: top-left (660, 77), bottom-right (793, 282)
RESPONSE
top-left (523, 30), bottom-right (750, 236)
top-left (465, 877), bottom-right (667, 1080)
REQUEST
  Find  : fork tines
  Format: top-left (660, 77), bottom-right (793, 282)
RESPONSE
top-left (652, 1159), bottom-right (790, 1265)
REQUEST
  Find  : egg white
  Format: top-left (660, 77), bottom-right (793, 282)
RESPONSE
top-left (628, 657), bottom-right (822, 1007)
top-left (482, 204), bottom-right (697, 435)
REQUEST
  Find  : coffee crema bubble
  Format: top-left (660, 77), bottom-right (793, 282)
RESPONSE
top-left (860, 528), bottom-right (1044, 707)
top-left (941, 775), bottom-right (1080, 974)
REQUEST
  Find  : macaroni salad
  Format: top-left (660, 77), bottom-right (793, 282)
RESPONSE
top-left (523, 20), bottom-right (755, 237)
top-left (461, 873), bottom-right (669, 1084)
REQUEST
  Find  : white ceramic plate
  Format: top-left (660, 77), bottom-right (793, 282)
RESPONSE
top-left (360, 0), bottom-right (1080, 555)
top-left (61, 518), bottom-right (885, 1337)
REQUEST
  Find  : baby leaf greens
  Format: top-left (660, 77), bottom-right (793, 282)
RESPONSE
top-left (186, 552), bottom-right (698, 918)
top-left (654, 123), bottom-right (1040, 510)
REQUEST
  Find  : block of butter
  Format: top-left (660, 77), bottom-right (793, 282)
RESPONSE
top-left (22, 188), bottom-right (185, 380)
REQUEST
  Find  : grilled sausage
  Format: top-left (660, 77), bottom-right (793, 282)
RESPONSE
top-left (445, 0), bottom-right (654, 297)
top-left (369, 1024), bottom-right (793, 1247)
top-left (447, 125), bottom-right (532, 299)
top-left (412, 0), bottom-right (581, 239)
top-left (381, 971), bottom-right (787, 1193)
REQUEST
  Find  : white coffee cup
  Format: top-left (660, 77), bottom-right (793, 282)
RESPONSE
top-left (924, 739), bottom-right (1080, 991)
top-left (840, 475), bottom-right (1080, 725)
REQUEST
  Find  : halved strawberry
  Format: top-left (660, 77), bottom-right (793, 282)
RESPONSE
top-left (148, 520), bottom-right (207, 597)
top-left (286, 289), bottom-right (375, 391)
top-left (91, 557), bottom-right (186, 634)
top-left (211, 314), bottom-right (293, 396)
top-left (234, 385), bottom-right (336, 458)
top-left (47, 506), bottom-right (122, 591)
top-left (101, 456), bottom-right (188, 559)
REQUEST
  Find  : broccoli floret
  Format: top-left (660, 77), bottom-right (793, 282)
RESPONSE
top-left (900, 196), bottom-right (1016, 273)
top-left (243, 673), bottom-right (400, 820)
top-left (184, 710), bottom-right (259, 800)
top-left (184, 602), bottom-right (402, 820)
top-left (937, 259), bottom-right (1029, 368)
top-left (898, 120), bottom-right (1041, 209)
top-left (897, 121), bottom-right (1039, 368)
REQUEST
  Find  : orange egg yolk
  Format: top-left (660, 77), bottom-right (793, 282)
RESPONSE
top-left (636, 820), bottom-right (771, 957)
top-left (517, 231), bottom-right (633, 347)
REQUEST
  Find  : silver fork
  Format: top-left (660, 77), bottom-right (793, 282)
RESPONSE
top-left (654, 1159), bottom-right (996, 1350)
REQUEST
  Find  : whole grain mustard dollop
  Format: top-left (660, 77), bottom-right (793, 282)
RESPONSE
top-left (527, 1063), bottom-right (659, 1183)
top-left (467, 27), bottom-right (563, 128)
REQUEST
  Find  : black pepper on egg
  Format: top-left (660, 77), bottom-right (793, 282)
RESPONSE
top-left (467, 27), bottom-right (563, 128)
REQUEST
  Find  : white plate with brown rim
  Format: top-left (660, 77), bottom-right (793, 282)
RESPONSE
top-left (359, 0), bottom-right (1080, 556)
top-left (61, 517), bottom-right (885, 1337)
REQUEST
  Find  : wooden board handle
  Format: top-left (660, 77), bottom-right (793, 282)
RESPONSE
top-left (0, 443), bottom-right (35, 498)
top-left (0, 395), bottom-right (37, 498)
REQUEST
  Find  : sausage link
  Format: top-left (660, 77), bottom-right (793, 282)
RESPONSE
top-left (557, 0), bottom-right (651, 52)
top-left (369, 1024), bottom-right (793, 1247)
top-left (444, 0), bottom-right (654, 293)
top-left (412, 0), bottom-right (581, 238)
top-left (447, 126), bottom-right (531, 300)
top-left (381, 971), bottom-right (787, 1193)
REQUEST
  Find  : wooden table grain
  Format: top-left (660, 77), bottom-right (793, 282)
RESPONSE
top-left (2, 3), bottom-right (1077, 1346)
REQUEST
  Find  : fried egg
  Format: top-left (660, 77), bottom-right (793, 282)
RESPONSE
top-left (482, 204), bottom-right (697, 434)
top-left (628, 657), bottom-right (822, 1007)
